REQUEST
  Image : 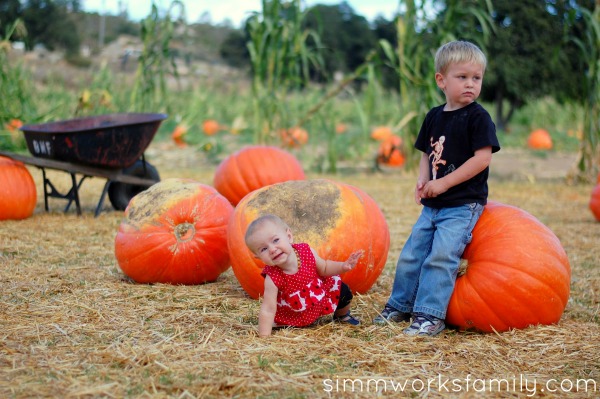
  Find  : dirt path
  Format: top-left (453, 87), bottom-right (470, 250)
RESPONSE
top-left (490, 148), bottom-right (578, 181)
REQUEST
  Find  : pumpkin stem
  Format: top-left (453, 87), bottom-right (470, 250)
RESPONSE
top-left (457, 258), bottom-right (468, 277)
top-left (174, 222), bottom-right (196, 242)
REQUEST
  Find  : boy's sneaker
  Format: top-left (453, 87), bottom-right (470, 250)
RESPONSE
top-left (373, 304), bottom-right (411, 325)
top-left (403, 314), bottom-right (445, 336)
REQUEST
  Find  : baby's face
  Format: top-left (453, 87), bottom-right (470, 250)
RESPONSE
top-left (246, 221), bottom-right (294, 266)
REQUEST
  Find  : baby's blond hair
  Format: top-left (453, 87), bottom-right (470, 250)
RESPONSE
top-left (244, 214), bottom-right (289, 248)
top-left (435, 41), bottom-right (487, 75)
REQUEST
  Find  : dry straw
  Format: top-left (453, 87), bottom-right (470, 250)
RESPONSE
top-left (1, 145), bottom-right (599, 398)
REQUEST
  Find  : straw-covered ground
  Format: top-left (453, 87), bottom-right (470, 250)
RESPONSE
top-left (1, 143), bottom-right (599, 398)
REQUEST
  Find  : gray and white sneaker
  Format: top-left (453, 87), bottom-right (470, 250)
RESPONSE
top-left (373, 305), bottom-right (411, 325)
top-left (403, 314), bottom-right (445, 336)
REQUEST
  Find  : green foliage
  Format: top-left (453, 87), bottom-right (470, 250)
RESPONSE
top-left (0, 19), bottom-right (35, 151)
top-left (304, 3), bottom-right (377, 79)
top-left (129, 1), bottom-right (185, 113)
top-left (20, 0), bottom-right (81, 55)
top-left (246, 0), bottom-right (325, 144)
top-left (567, 4), bottom-right (600, 180)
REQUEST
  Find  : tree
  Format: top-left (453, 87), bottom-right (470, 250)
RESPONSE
top-left (0, 0), bottom-right (22, 35)
top-left (479, 0), bottom-right (573, 130)
top-left (21, 0), bottom-right (81, 55)
top-left (304, 2), bottom-right (376, 81)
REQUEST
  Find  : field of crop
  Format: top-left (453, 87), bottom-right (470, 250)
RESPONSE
top-left (1, 137), bottom-right (599, 398)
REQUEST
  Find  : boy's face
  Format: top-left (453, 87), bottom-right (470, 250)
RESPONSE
top-left (435, 61), bottom-right (484, 111)
top-left (246, 221), bottom-right (294, 266)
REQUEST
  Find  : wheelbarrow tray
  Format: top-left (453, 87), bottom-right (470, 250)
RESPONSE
top-left (20, 113), bottom-right (167, 169)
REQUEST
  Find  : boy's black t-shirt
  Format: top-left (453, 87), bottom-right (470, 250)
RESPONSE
top-left (414, 101), bottom-right (500, 208)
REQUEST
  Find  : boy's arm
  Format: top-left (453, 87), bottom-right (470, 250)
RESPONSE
top-left (422, 146), bottom-right (493, 199)
top-left (415, 153), bottom-right (430, 204)
top-left (313, 248), bottom-right (363, 277)
top-left (258, 276), bottom-right (278, 337)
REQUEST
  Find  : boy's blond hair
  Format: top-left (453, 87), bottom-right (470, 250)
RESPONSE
top-left (244, 214), bottom-right (289, 248)
top-left (435, 41), bottom-right (487, 75)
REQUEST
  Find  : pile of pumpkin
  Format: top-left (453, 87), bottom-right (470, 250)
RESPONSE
top-left (4, 139), bottom-right (598, 333)
top-left (110, 145), bottom-right (572, 334)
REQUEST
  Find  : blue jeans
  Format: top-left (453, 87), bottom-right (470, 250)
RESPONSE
top-left (387, 203), bottom-right (484, 319)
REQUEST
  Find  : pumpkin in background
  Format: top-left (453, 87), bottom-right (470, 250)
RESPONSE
top-left (202, 119), bottom-right (221, 136)
top-left (590, 184), bottom-right (600, 221)
top-left (213, 145), bottom-right (306, 206)
top-left (370, 126), bottom-right (393, 141)
top-left (227, 179), bottom-right (390, 299)
top-left (279, 126), bottom-right (309, 148)
top-left (527, 128), bottom-right (553, 150)
top-left (114, 178), bottom-right (233, 285)
top-left (446, 201), bottom-right (570, 333)
top-left (0, 156), bottom-right (37, 220)
top-left (171, 124), bottom-right (188, 147)
top-left (376, 134), bottom-right (405, 168)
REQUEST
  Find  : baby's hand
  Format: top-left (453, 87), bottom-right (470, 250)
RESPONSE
top-left (342, 250), bottom-right (364, 272)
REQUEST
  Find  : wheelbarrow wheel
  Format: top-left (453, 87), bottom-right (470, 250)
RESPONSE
top-left (108, 160), bottom-right (160, 210)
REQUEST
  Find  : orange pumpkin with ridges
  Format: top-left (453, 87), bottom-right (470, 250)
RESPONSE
top-left (114, 178), bottom-right (233, 284)
top-left (213, 146), bottom-right (306, 206)
top-left (227, 179), bottom-right (390, 299)
top-left (0, 156), bottom-right (37, 220)
top-left (446, 201), bottom-right (570, 332)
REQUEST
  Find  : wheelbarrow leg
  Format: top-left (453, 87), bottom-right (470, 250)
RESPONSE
top-left (42, 168), bottom-right (50, 212)
top-left (63, 173), bottom-right (83, 216)
top-left (95, 181), bottom-right (111, 217)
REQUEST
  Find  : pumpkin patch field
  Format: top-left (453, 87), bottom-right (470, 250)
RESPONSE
top-left (1, 144), bottom-right (599, 398)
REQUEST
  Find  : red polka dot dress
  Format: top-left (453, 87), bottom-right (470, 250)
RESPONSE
top-left (261, 243), bottom-right (342, 327)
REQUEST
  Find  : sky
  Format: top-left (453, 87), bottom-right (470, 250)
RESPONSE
top-left (81, 0), bottom-right (401, 27)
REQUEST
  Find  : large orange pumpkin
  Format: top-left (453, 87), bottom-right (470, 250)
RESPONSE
top-left (227, 179), bottom-right (390, 299)
top-left (114, 178), bottom-right (233, 285)
top-left (213, 146), bottom-right (306, 206)
top-left (446, 201), bottom-right (571, 332)
top-left (0, 156), bottom-right (37, 220)
top-left (527, 128), bottom-right (553, 150)
top-left (590, 184), bottom-right (600, 222)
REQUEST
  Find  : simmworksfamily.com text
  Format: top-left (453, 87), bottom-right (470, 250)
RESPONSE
top-left (322, 374), bottom-right (597, 396)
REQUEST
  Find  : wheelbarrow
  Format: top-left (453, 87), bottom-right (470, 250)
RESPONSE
top-left (0, 113), bottom-right (167, 216)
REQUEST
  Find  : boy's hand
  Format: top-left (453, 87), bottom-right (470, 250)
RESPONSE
top-left (342, 250), bottom-right (364, 272)
top-left (422, 178), bottom-right (450, 198)
top-left (415, 180), bottom-right (426, 204)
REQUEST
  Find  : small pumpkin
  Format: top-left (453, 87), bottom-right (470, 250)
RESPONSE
top-left (527, 128), bottom-right (553, 150)
top-left (376, 134), bottom-right (405, 167)
top-left (213, 145), bottom-right (306, 206)
top-left (171, 124), bottom-right (188, 148)
top-left (279, 126), bottom-right (309, 148)
top-left (114, 178), bottom-right (233, 285)
top-left (446, 201), bottom-right (571, 332)
top-left (0, 156), bottom-right (37, 220)
top-left (370, 126), bottom-right (393, 141)
top-left (227, 179), bottom-right (390, 299)
top-left (335, 123), bottom-right (348, 134)
top-left (202, 119), bottom-right (221, 136)
top-left (590, 184), bottom-right (600, 222)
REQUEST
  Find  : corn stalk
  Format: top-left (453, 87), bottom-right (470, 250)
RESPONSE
top-left (129, 0), bottom-right (185, 113)
top-left (246, 0), bottom-right (324, 144)
top-left (569, 5), bottom-right (600, 182)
